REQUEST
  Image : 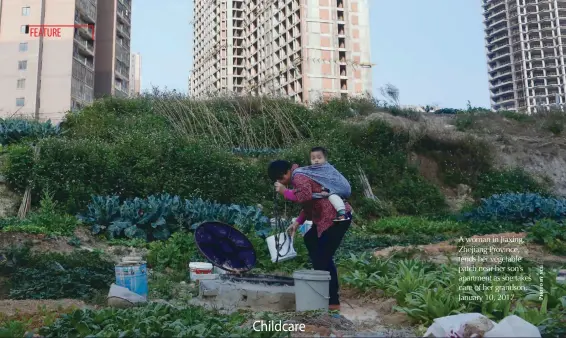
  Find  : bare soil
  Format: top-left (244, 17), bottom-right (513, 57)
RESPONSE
top-left (356, 111), bottom-right (566, 197)
top-left (287, 293), bottom-right (416, 337)
top-left (0, 227), bottom-right (147, 263)
top-left (0, 299), bottom-right (90, 317)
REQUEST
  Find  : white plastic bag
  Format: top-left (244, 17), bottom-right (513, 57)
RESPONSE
top-left (107, 283), bottom-right (147, 307)
top-left (424, 313), bottom-right (493, 337)
top-left (484, 315), bottom-right (541, 338)
top-left (424, 313), bottom-right (541, 338)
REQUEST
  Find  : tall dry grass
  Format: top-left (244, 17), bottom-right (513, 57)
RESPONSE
top-left (147, 88), bottom-right (309, 149)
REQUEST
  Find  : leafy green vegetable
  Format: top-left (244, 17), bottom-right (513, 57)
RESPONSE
top-left (0, 118), bottom-right (59, 145)
top-left (39, 303), bottom-right (288, 337)
top-left (78, 194), bottom-right (270, 241)
top-left (462, 193), bottom-right (566, 224)
top-left (527, 219), bottom-right (566, 255)
top-left (1, 247), bottom-right (114, 301)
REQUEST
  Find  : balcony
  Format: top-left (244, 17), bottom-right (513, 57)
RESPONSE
top-left (75, 18), bottom-right (95, 40)
top-left (487, 7), bottom-right (506, 20)
top-left (76, 0), bottom-right (96, 24)
top-left (490, 78), bottom-right (513, 88)
top-left (74, 33), bottom-right (94, 56)
top-left (117, 3), bottom-right (131, 26)
top-left (490, 62), bottom-right (512, 72)
top-left (489, 33), bottom-right (508, 44)
top-left (486, 16), bottom-right (507, 28)
top-left (115, 64), bottom-right (129, 80)
top-left (492, 86), bottom-right (514, 96)
top-left (117, 23), bottom-right (130, 38)
top-left (71, 82), bottom-right (94, 103)
top-left (73, 53), bottom-right (94, 70)
top-left (119, 0), bottom-right (131, 10)
top-left (490, 69), bottom-right (513, 81)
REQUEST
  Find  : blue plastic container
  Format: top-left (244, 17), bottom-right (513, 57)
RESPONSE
top-left (115, 262), bottom-right (148, 298)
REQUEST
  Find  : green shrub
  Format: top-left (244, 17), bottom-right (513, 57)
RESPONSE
top-left (474, 168), bottom-right (549, 198)
top-left (5, 135), bottom-right (269, 213)
top-left (454, 113), bottom-right (476, 131)
top-left (352, 197), bottom-right (396, 219)
top-left (527, 219), bottom-right (566, 254)
top-left (414, 135), bottom-right (493, 188)
top-left (60, 96), bottom-right (160, 141)
top-left (146, 231), bottom-right (202, 271)
top-left (1, 144), bottom-right (34, 192)
top-left (0, 191), bottom-right (78, 236)
top-left (540, 110), bottom-right (566, 135)
top-left (1, 96), bottom-right (507, 219)
top-left (500, 110), bottom-right (532, 122)
top-left (368, 216), bottom-right (462, 235)
top-left (362, 216), bottom-right (461, 246)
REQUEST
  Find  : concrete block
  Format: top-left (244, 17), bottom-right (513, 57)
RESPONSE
top-left (198, 280), bottom-right (296, 311)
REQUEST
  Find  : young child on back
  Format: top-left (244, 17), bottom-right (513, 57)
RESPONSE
top-left (293, 147), bottom-right (352, 221)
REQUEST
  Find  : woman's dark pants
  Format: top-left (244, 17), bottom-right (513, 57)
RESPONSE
top-left (303, 218), bottom-right (351, 306)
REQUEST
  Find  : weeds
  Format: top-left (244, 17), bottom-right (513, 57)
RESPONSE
top-left (340, 255), bottom-right (566, 327)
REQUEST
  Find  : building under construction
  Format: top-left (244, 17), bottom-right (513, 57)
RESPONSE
top-left (190, 0), bottom-right (373, 103)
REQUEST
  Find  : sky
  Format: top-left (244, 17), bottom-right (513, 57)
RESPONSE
top-left (131, 0), bottom-right (491, 109)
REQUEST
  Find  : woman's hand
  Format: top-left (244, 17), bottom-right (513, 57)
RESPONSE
top-left (286, 221), bottom-right (299, 238)
top-left (274, 182), bottom-right (286, 195)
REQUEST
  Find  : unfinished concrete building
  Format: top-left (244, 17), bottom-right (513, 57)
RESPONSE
top-left (190, 0), bottom-right (373, 103)
top-left (483, 0), bottom-right (566, 113)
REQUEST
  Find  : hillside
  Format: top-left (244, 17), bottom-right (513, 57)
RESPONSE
top-left (0, 96), bottom-right (564, 337)
top-left (358, 110), bottom-right (566, 197)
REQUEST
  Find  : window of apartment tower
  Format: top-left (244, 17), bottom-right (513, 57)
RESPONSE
top-left (16, 98), bottom-right (25, 107)
top-left (19, 42), bottom-right (28, 52)
top-left (17, 79), bottom-right (26, 89)
top-left (22, 7), bottom-right (30, 16)
top-left (18, 60), bottom-right (27, 70)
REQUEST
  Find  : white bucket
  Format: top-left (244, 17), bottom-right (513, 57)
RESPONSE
top-left (189, 262), bottom-right (213, 281)
top-left (293, 270), bottom-right (331, 312)
top-left (266, 232), bottom-right (297, 263)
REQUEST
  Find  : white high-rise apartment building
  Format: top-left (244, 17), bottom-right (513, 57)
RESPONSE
top-left (483, 0), bottom-right (566, 113)
top-left (191, 0), bottom-right (373, 103)
top-left (129, 52), bottom-right (141, 96)
top-left (0, 0), bottom-right (131, 123)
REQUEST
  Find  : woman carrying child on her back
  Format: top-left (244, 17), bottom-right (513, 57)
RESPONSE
top-left (268, 147), bottom-right (352, 311)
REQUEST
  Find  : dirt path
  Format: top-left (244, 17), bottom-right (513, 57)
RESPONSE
top-left (0, 299), bottom-right (89, 317)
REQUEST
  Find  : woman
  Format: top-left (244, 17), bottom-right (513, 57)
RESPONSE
top-left (267, 159), bottom-right (352, 311)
